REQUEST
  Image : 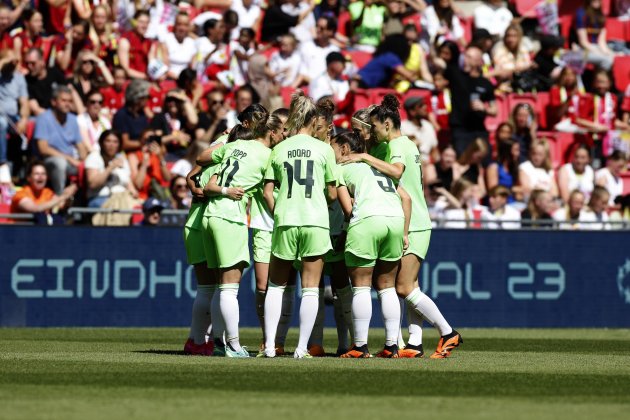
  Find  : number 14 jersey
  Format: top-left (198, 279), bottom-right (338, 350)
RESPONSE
top-left (265, 134), bottom-right (337, 229)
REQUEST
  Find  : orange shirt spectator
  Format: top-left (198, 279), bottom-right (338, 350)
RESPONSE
top-left (10, 162), bottom-right (77, 214)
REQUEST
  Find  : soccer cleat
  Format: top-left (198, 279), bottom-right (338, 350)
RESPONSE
top-left (213, 343), bottom-right (226, 357)
top-left (430, 330), bottom-right (463, 359)
top-left (184, 338), bottom-right (195, 354)
top-left (183, 339), bottom-right (213, 356)
top-left (226, 345), bottom-right (250, 358)
top-left (294, 348), bottom-right (313, 359)
top-left (308, 344), bottom-right (326, 357)
top-left (256, 347), bottom-right (276, 358)
top-left (340, 345), bottom-right (371, 358)
top-left (375, 344), bottom-right (399, 358)
top-left (336, 347), bottom-right (349, 357)
top-left (398, 344), bottom-right (424, 358)
top-left (275, 346), bottom-right (285, 356)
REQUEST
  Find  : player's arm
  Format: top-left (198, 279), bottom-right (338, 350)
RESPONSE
top-left (204, 173), bottom-right (244, 200)
top-left (186, 165), bottom-right (204, 199)
top-left (196, 143), bottom-right (224, 166)
top-left (263, 180), bottom-right (276, 214)
top-left (326, 181), bottom-right (337, 203)
top-left (336, 185), bottom-right (353, 218)
top-left (397, 185), bottom-right (412, 249)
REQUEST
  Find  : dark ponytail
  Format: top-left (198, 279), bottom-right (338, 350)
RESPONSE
top-left (370, 94), bottom-right (401, 129)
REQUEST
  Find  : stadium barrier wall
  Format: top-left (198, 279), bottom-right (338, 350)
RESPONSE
top-left (1, 226), bottom-right (629, 328)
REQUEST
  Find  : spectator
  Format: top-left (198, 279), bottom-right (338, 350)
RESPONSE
top-left (622, 85), bottom-right (630, 126)
top-left (315, 0), bottom-right (342, 20)
top-left (84, 130), bottom-right (136, 208)
top-left (533, 35), bottom-right (565, 91)
top-left (35, 85), bottom-right (87, 195)
top-left (162, 13), bottom-right (197, 80)
top-left (70, 51), bottom-right (114, 105)
top-left (161, 175), bottom-right (191, 226)
top-left (429, 69), bottom-right (451, 134)
top-left (170, 141), bottom-right (207, 178)
top-left (596, 151), bottom-right (627, 205)
top-left (300, 15), bottom-right (340, 83)
top-left (77, 89), bottom-right (112, 152)
top-left (347, 0), bottom-right (388, 51)
top-left (39, 0), bottom-right (69, 35)
top-left (24, 48), bottom-right (68, 116)
top-left (196, 88), bottom-right (229, 142)
top-left (425, 179), bottom-right (459, 224)
top-left (261, 0), bottom-right (316, 43)
top-left (140, 196), bottom-right (165, 226)
top-left (55, 19), bottom-right (95, 75)
top-left (486, 138), bottom-right (521, 201)
top-left (521, 189), bottom-right (553, 228)
top-left (10, 161), bottom-right (77, 216)
top-left (551, 67), bottom-right (584, 133)
top-left (422, 0), bottom-right (466, 49)
top-left (0, 5), bottom-right (14, 53)
top-left (511, 102), bottom-right (537, 162)
top-left (195, 18), bottom-right (229, 83)
top-left (453, 138), bottom-right (488, 197)
top-left (268, 33), bottom-right (305, 88)
top-left (227, 85), bottom-right (257, 128)
top-left (229, 27), bottom-right (257, 87)
top-left (13, 9), bottom-right (46, 67)
top-left (473, 0), bottom-right (513, 39)
top-left (100, 66), bottom-right (128, 118)
top-left (112, 79), bottom-right (150, 152)
top-left (437, 44), bottom-right (496, 157)
top-left (309, 52), bottom-right (350, 104)
top-left (519, 139), bottom-right (558, 199)
top-left (470, 29), bottom-right (495, 78)
top-left (282, 0), bottom-right (317, 44)
top-left (383, 0), bottom-right (425, 38)
top-left (0, 49), bottom-right (29, 170)
top-left (494, 121), bottom-right (515, 146)
top-left (492, 23), bottom-right (534, 92)
top-left (571, 0), bottom-right (615, 71)
top-left (221, 9), bottom-right (240, 43)
top-left (558, 144), bottom-right (595, 203)
top-left (354, 34), bottom-right (417, 89)
top-left (118, 10), bottom-right (157, 79)
top-left (581, 185), bottom-right (611, 229)
top-left (231, 0), bottom-right (263, 37)
top-left (128, 129), bottom-right (171, 201)
top-left (393, 23), bottom-right (433, 93)
top-left (150, 89), bottom-right (199, 159)
top-left (424, 144), bottom-right (456, 191)
top-left (90, 5), bottom-right (117, 68)
top-left (441, 178), bottom-right (485, 228)
top-left (482, 185), bottom-right (521, 229)
top-left (400, 96), bottom-right (438, 163)
top-left (552, 190), bottom-right (589, 229)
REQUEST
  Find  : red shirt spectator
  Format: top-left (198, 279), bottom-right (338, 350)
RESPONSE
top-left (147, 84), bottom-right (167, 115)
top-left (100, 85), bottom-right (125, 113)
top-left (550, 85), bottom-right (581, 123)
top-left (38, 0), bottom-right (68, 35)
top-left (118, 11), bottom-right (154, 79)
top-left (578, 92), bottom-right (617, 130)
top-left (430, 90), bottom-right (451, 130)
top-left (55, 20), bottom-right (95, 76)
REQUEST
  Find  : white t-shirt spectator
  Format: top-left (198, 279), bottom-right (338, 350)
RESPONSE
top-left (473, 2), bottom-right (514, 38)
top-left (482, 205), bottom-right (521, 229)
top-left (519, 161), bottom-right (555, 192)
top-left (441, 205), bottom-right (487, 228)
top-left (579, 208), bottom-right (611, 230)
top-left (552, 207), bottom-right (591, 230)
top-left (269, 51), bottom-right (303, 87)
top-left (560, 162), bottom-right (595, 200)
top-left (230, 0), bottom-right (262, 38)
top-left (163, 33), bottom-right (198, 78)
top-left (281, 1), bottom-right (316, 43)
top-left (196, 38), bottom-right (230, 68)
top-left (400, 119), bottom-right (438, 163)
top-left (596, 167), bottom-right (624, 205)
top-left (308, 72), bottom-right (350, 102)
top-left (299, 41), bottom-right (339, 82)
top-left (229, 41), bottom-right (256, 87)
top-left (84, 151), bottom-right (132, 199)
top-left (77, 113), bottom-right (112, 152)
top-left (422, 6), bottom-right (464, 45)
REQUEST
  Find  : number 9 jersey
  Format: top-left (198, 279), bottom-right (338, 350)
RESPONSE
top-left (265, 133), bottom-right (338, 229)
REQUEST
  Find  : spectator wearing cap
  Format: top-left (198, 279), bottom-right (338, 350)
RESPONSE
top-left (112, 79), bottom-right (150, 152)
top-left (24, 48), bottom-right (67, 116)
top-left (299, 15), bottom-right (340, 83)
top-left (534, 35), bottom-right (565, 91)
top-left (309, 52), bottom-right (350, 104)
top-left (401, 96), bottom-right (438, 164)
top-left (140, 197), bottom-right (165, 226)
top-left (118, 10), bottom-right (158, 79)
top-left (0, 49), bottom-right (29, 169)
top-left (473, 0), bottom-right (513, 39)
top-left (35, 85), bottom-right (88, 195)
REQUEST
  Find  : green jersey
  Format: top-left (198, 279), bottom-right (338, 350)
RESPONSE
top-left (388, 136), bottom-right (431, 231)
top-left (265, 133), bottom-right (337, 228)
top-left (204, 139), bottom-right (271, 225)
top-left (249, 186), bottom-right (277, 232)
top-left (341, 162), bottom-right (404, 226)
top-left (370, 141), bottom-right (389, 161)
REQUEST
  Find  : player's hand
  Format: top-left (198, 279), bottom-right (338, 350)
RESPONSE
top-left (226, 187), bottom-right (245, 201)
top-left (191, 187), bottom-right (205, 199)
top-left (403, 235), bottom-right (409, 251)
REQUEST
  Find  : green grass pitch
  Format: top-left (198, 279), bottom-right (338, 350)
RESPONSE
top-left (1, 328), bottom-right (629, 420)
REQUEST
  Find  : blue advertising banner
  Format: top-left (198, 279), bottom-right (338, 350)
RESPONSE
top-left (1, 226), bottom-right (629, 327)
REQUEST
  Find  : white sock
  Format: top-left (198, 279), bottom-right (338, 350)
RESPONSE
top-left (407, 305), bottom-right (424, 346)
top-left (352, 287), bottom-right (372, 347)
top-left (308, 287), bottom-right (325, 347)
top-left (405, 288), bottom-right (452, 336)
top-left (378, 288), bottom-right (401, 347)
top-left (210, 286), bottom-right (225, 345)
top-left (332, 294), bottom-right (348, 350)
top-left (219, 284), bottom-right (241, 352)
top-left (337, 286), bottom-right (354, 343)
top-left (264, 281), bottom-right (285, 353)
top-left (275, 285), bottom-right (295, 347)
top-left (189, 285), bottom-right (214, 345)
top-left (398, 297), bottom-right (406, 348)
top-left (296, 288), bottom-right (319, 353)
top-left (255, 289), bottom-right (266, 337)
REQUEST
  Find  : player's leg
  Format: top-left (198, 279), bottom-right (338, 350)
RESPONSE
top-left (307, 276), bottom-right (326, 357)
top-left (373, 260), bottom-right (401, 358)
top-left (274, 266), bottom-right (297, 355)
top-left (340, 264), bottom-right (373, 358)
top-left (201, 216), bottom-right (226, 355)
top-left (252, 228), bottom-right (272, 348)
top-left (330, 260), bottom-right (353, 355)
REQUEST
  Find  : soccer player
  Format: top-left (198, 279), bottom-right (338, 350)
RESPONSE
top-left (259, 91), bottom-right (338, 359)
top-left (201, 107), bottom-right (274, 358)
top-left (332, 132), bottom-right (412, 358)
top-left (342, 95), bottom-right (462, 359)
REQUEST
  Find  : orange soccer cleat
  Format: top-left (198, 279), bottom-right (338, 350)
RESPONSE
top-left (340, 345), bottom-right (371, 358)
top-left (375, 344), bottom-right (399, 358)
top-left (430, 330), bottom-right (463, 359)
top-left (308, 344), bottom-right (326, 357)
top-left (398, 344), bottom-right (424, 358)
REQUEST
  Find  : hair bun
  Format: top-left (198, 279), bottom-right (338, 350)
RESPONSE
top-left (381, 94), bottom-right (400, 112)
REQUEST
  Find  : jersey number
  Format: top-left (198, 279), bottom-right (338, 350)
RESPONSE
top-left (284, 160), bottom-right (314, 198)
top-left (370, 167), bottom-right (396, 193)
top-left (217, 159), bottom-right (240, 187)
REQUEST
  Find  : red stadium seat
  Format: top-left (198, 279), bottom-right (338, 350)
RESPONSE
top-left (536, 92), bottom-right (551, 130)
top-left (515, 0), bottom-right (539, 18)
top-left (605, 18), bottom-right (627, 41)
top-left (538, 131), bottom-right (580, 167)
top-left (558, 0), bottom-right (610, 17)
top-left (621, 172), bottom-right (630, 195)
top-left (351, 89), bottom-right (372, 114)
top-left (558, 15), bottom-right (573, 48)
top-left (280, 86), bottom-right (296, 107)
top-left (613, 55), bottom-right (630, 92)
top-left (0, 202), bottom-right (11, 224)
top-left (344, 50), bottom-right (372, 69)
top-left (337, 11), bottom-right (351, 37)
top-left (485, 94), bottom-right (508, 133)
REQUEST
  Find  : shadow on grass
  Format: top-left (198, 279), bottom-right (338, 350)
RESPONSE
top-left (459, 338), bottom-right (630, 354)
top-left (133, 350), bottom-right (187, 356)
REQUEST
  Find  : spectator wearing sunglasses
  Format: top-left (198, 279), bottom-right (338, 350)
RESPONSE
top-left (70, 51), bottom-right (114, 106)
top-left (77, 89), bottom-right (112, 152)
top-left (196, 88), bottom-right (228, 143)
top-left (160, 175), bottom-right (191, 226)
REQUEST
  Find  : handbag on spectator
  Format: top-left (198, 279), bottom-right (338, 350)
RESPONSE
top-left (92, 191), bottom-right (138, 226)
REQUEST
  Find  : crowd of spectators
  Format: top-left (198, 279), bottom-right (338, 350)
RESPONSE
top-left (0, 0), bottom-right (629, 228)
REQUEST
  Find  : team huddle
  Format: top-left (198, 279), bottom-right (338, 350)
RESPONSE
top-left (182, 91), bottom-right (462, 359)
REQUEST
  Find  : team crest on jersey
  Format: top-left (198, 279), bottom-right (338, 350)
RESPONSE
top-left (617, 259), bottom-right (630, 304)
